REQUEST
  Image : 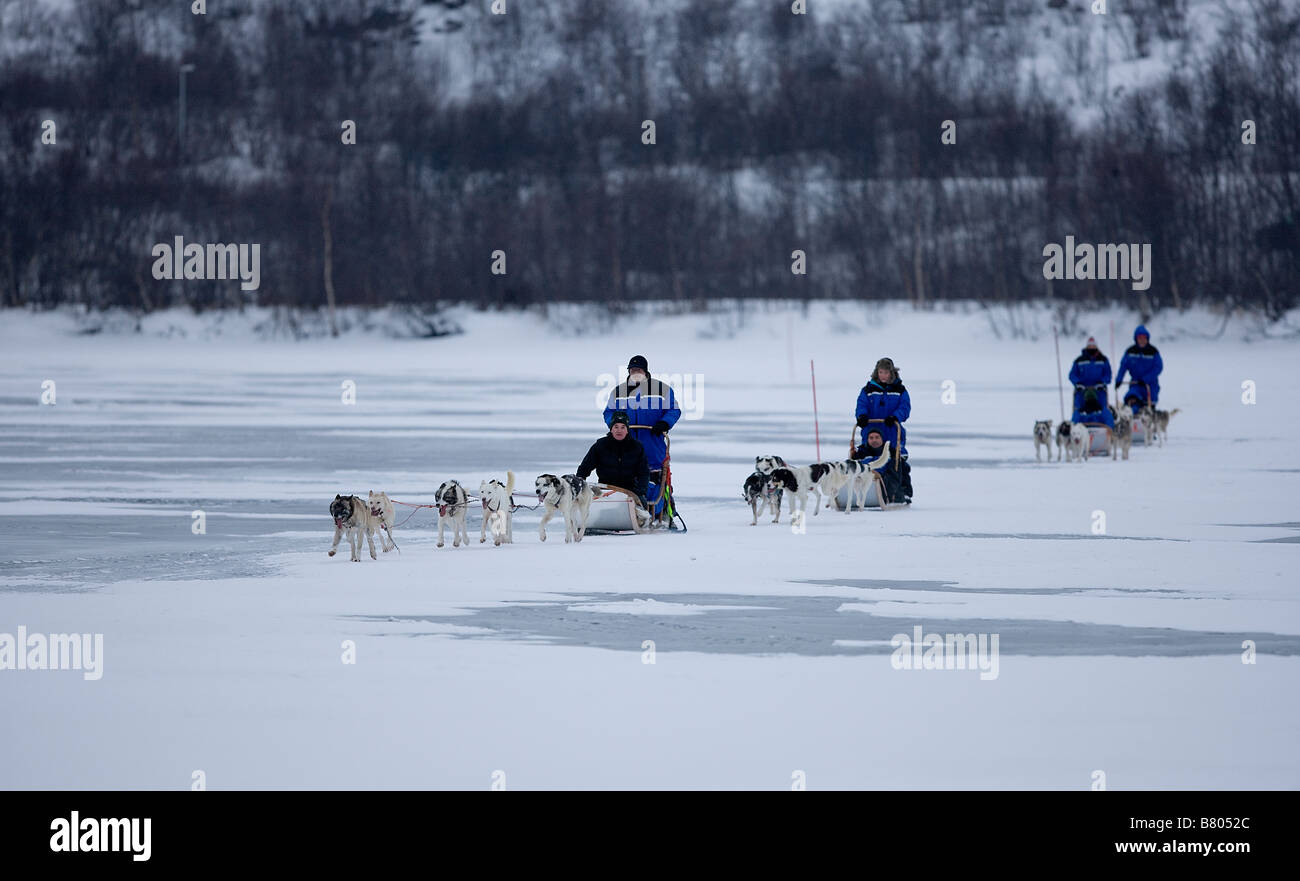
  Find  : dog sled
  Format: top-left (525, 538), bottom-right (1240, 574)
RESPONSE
top-left (832, 424), bottom-right (909, 511)
top-left (1084, 424), bottom-right (1111, 457)
top-left (582, 485), bottom-right (654, 533)
top-left (582, 434), bottom-right (686, 534)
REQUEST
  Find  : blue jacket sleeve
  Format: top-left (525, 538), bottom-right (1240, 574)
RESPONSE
top-left (1067, 360), bottom-right (1082, 387)
top-left (1115, 355), bottom-right (1129, 386)
top-left (1102, 358), bottom-right (1113, 384)
top-left (895, 389), bottom-right (911, 423)
top-left (855, 387), bottom-right (870, 419)
top-left (602, 389), bottom-right (617, 427)
top-left (1152, 351), bottom-right (1163, 378)
top-left (660, 384), bottom-right (682, 429)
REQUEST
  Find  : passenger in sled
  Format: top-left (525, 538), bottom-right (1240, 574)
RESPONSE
top-left (1073, 386), bottom-right (1114, 430)
top-left (1067, 336), bottom-right (1113, 424)
top-left (852, 428), bottom-right (909, 505)
top-left (576, 410), bottom-right (651, 512)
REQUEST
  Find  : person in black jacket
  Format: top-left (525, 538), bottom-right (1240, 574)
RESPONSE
top-left (576, 410), bottom-right (650, 507)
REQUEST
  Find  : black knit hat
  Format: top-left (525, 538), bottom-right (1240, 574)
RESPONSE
top-left (627, 355), bottom-right (648, 372)
top-left (610, 410), bottom-right (630, 428)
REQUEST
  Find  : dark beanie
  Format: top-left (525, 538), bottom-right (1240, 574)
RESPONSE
top-left (627, 355), bottom-right (649, 372)
top-left (610, 410), bottom-right (630, 428)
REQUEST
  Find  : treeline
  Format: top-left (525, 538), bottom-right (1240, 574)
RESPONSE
top-left (1, 0), bottom-right (1296, 321)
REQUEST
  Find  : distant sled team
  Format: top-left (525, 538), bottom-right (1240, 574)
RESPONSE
top-left (1037, 325), bottom-right (1177, 462)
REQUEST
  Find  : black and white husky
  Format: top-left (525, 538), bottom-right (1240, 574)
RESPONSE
top-left (1033, 420), bottom-right (1053, 462)
top-left (742, 470), bottom-right (783, 525)
top-left (767, 463), bottom-right (835, 517)
top-left (329, 494), bottom-right (378, 562)
top-left (479, 471), bottom-right (515, 546)
top-left (435, 480), bottom-right (470, 548)
top-left (1055, 421), bottom-right (1072, 462)
top-left (755, 455), bottom-right (835, 515)
top-left (535, 473), bottom-right (594, 543)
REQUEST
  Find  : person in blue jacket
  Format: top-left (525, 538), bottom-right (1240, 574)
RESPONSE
top-left (1115, 324), bottom-right (1163, 415)
top-left (603, 355), bottom-right (681, 515)
top-left (1073, 386), bottom-right (1113, 429)
top-left (855, 357), bottom-right (912, 501)
top-left (1068, 336), bottom-right (1113, 426)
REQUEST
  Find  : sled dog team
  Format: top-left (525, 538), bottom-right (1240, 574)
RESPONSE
top-left (1033, 402), bottom-right (1181, 464)
top-left (329, 472), bottom-right (610, 561)
top-left (1037, 325), bottom-right (1178, 462)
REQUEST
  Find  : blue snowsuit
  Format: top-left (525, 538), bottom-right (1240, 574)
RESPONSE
top-left (603, 375), bottom-right (681, 472)
top-left (1115, 325), bottom-right (1163, 412)
top-left (855, 379), bottom-right (910, 456)
top-left (1067, 347), bottom-right (1112, 420)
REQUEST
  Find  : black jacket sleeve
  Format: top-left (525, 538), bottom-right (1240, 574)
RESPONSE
top-left (577, 439), bottom-right (602, 481)
top-left (633, 442), bottom-right (649, 500)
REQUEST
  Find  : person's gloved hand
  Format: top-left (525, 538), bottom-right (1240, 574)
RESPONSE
top-left (884, 416), bottom-right (898, 427)
top-left (651, 420), bottom-right (670, 436)
top-left (856, 414), bottom-right (870, 428)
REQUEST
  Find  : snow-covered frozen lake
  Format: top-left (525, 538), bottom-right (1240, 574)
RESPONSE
top-left (1, 304), bottom-right (1297, 789)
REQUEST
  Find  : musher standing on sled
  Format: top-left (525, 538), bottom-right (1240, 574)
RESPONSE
top-left (854, 357), bottom-right (913, 502)
top-left (603, 355), bottom-right (681, 521)
top-left (1068, 336), bottom-right (1114, 429)
top-left (1114, 324), bottom-right (1163, 415)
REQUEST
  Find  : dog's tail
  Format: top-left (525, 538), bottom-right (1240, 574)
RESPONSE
top-left (1168, 408), bottom-right (1180, 419)
top-left (505, 470), bottom-right (515, 495)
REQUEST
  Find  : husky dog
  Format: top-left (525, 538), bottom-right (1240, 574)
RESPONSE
top-left (535, 473), bottom-right (595, 543)
top-left (1055, 421), bottom-right (1073, 462)
top-left (1134, 406), bottom-right (1154, 446)
top-left (1067, 423), bottom-right (1089, 463)
top-left (368, 490), bottom-right (397, 552)
top-left (756, 456), bottom-right (834, 515)
top-left (1110, 411), bottom-right (1133, 460)
top-left (834, 444), bottom-right (895, 510)
top-left (329, 494), bottom-right (378, 562)
top-left (1140, 405), bottom-right (1180, 446)
top-left (478, 471), bottom-right (516, 546)
top-left (435, 480), bottom-right (470, 548)
top-left (1033, 420), bottom-right (1053, 462)
top-left (766, 463), bottom-right (835, 517)
top-left (742, 470), bottom-right (783, 525)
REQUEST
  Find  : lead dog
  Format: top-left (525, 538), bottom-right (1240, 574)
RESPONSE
top-left (329, 494), bottom-right (378, 562)
top-left (368, 490), bottom-right (398, 552)
top-left (435, 480), bottom-right (470, 548)
top-left (742, 470), bottom-right (783, 525)
top-left (479, 471), bottom-right (516, 546)
top-left (535, 473), bottom-right (595, 543)
top-left (1033, 420), bottom-right (1053, 462)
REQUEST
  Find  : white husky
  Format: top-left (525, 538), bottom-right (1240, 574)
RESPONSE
top-left (479, 471), bottom-right (516, 546)
top-left (368, 490), bottom-right (398, 552)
